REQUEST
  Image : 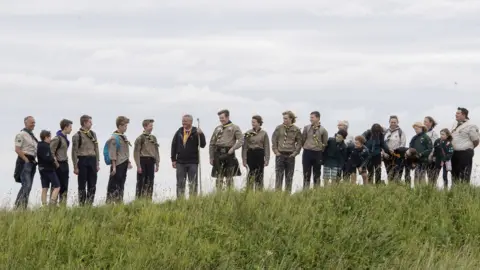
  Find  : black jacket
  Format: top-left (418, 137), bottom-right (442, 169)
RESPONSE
top-left (171, 127), bottom-right (206, 164)
top-left (37, 141), bottom-right (56, 171)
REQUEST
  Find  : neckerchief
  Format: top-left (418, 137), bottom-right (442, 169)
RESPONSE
top-left (183, 128), bottom-right (191, 145)
top-left (80, 128), bottom-right (98, 144)
top-left (245, 128), bottom-right (260, 139)
top-left (216, 121), bottom-right (232, 142)
top-left (22, 128), bottom-right (39, 143)
top-left (113, 131), bottom-right (132, 147)
top-left (452, 120), bottom-right (467, 132)
top-left (283, 125), bottom-right (291, 147)
top-left (56, 130), bottom-right (70, 147)
top-left (143, 132), bottom-right (159, 147)
top-left (386, 128), bottom-right (400, 141)
top-left (311, 124), bottom-right (320, 146)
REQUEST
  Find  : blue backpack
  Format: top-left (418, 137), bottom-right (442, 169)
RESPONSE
top-left (103, 134), bottom-right (121, 165)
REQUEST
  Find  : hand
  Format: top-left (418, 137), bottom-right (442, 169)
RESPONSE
top-left (264, 161), bottom-right (269, 167)
top-left (210, 159), bottom-right (214, 165)
top-left (74, 167), bottom-right (79, 175)
top-left (155, 165), bottom-right (159, 172)
top-left (197, 128), bottom-right (203, 134)
top-left (242, 160), bottom-right (247, 167)
top-left (389, 150), bottom-right (394, 155)
top-left (110, 167), bottom-right (116, 176)
top-left (228, 149), bottom-right (233, 155)
top-left (441, 161), bottom-right (444, 167)
top-left (128, 163), bottom-right (133, 170)
top-left (54, 161), bottom-right (60, 168)
top-left (275, 152), bottom-right (281, 156)
top-left (172, 161), bottom-right (176, 169)
top-left (137, 167), bottom-right (143, 174)
top-left (96, 165), bottom-right (100, 172)
top-left (289, 154), bottom-right (295, 158)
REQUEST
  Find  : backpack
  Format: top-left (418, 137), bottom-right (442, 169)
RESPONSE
top-left (77, 130), bottom-right (97, 148)
top-left (103, 134), bottom-right (121, 165)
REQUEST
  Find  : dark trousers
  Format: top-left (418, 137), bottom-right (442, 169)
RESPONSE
top-left (246, 148), bottom-right (265, 191)
top-left (136, 157), bottom-right (155, 200)
top-left (302, 149), bottom-right (322, 188)
top-left (14, 158), bottom-right (37, 209)
top-left (77, 156), bottom-right (97, 206)
top-left (451, 149), bottom-right (474, 184)
top-left (430, 164), bottom-right (449, 188)
top-left (426, 162), bottom-right (437, 186)
top-left (414, 162), bottom-right (428, 183)
top-left (106, 161), bottom-right (129, 204)
top-left (56, 161), bottom-right (69, 205)
top-left (384, 157), bottom-right (405, 183)
top-left (275, 153), bottom-right (295, 192)
top-left (176, 163), bottom-right (198, 198)
top-left (367, 154), bottom-right (382, 184)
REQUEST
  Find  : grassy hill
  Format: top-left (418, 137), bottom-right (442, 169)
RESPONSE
top-left (2, 184), bottom-right (480, 269)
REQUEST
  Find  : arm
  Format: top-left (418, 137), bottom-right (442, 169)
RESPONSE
top-left (321, 128), bottom-right (328, 149)
top-left (50, 137), bottom-right (59, 160)
top-left (380, 135), bottom-right (389, 153)
top-left (209, 129), bottom-right (217, 161)
top-left (271, 127), bottom-right (279, 155)
top-left (467, 125), bottom-right (479, 148)
top-left (241, 136), bottom-right (247, 162)
top-left (301, 126), bottom-right (308, 146)
top-left (420, 136), bottom-right (433, 157)
top-left (445, 143), bottom-right (454, 161)
top-left (199, 133), bottom-right (206, 148)
top-left (264, 133), bottom-right (270, 164)
top-left (294, 128), bottom-right (303, 156)
top-left (71, 134), bottom-right (79, 169)
top-left (14, 134), bottom-right (29, 162)
top-left (133, 136), bottom-right (141, 168)
top-left (154, 136), bottom-right (160, 167)
top-left (171, 133), bottom-right (178, 162)
top-left (231, 126), bottom-right (244, 151)
top-left (400, 132), bottom-right (407, 147)
top-left (92, 132), bottom-right (100, 163)
top-left (108, 137), bottom-right (117, 165)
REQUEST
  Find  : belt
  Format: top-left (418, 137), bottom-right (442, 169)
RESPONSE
top-left (279, 151), bottom-right (293, 155)
top-left (216, 147), bottom-right (231, 154)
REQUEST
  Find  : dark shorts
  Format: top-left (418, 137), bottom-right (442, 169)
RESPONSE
top-left (40, 170), bottom-right (60, 189)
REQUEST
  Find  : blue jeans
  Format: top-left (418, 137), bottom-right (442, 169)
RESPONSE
top-left (15, 162), bottom-right (37, 209)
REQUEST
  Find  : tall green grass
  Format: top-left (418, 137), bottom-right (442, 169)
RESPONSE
top-left (2, 184), bottom-right (480, 269)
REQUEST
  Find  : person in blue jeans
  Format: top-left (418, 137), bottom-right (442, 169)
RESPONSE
top-left (13, 116), bottom-right (38, 210)
top-left (37, 130), bottom-right (61, 206)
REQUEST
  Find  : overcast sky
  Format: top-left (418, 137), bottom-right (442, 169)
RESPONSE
top-left (0, 0), bottom-right (479, 208)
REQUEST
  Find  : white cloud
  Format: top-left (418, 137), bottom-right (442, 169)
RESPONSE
top-left (0, 0), bottom-right (479, 208)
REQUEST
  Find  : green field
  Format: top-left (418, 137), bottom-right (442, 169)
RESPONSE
top-left (2, 184), bottom-right (480, 269)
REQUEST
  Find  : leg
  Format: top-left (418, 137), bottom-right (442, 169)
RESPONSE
top-left (117, 162), bottom-right (129, 203)
top-left (323, 167), bottom-right (331, 184)
top-left (275, 156), bottom-right (285, 191)
top-left (105, 166), bottom-right (117, 204)
top-left (404, 164), bottom-right (411, 185)
top-left (350, 172), bottom-right (357, 184)
top-left (145, 159), bottom-right (155, 200)
top-left (49, 172), bottom-right (61, 204)
top-left (57, 162), bottom-right (69, 205)
top-left (136, 159), bottom-right (146, 199)
top-left (312, 151), bottom-right (322, 186)
top-left (285, 156), bottom-right (296, 193)
top-left (384, 160), bottom-right (393, 181)
top-left (187, 164), bottom-right (199, 197)
top-left (77, 158), bottom-right (88, 205)
top-left (302, 151), bottom-right (312, 189)
top-left (366, 161), bottom-right (374, 184)
top-left (442, 164), bottom-right (449, 189)
top-left (176, 163), bottom-right (187, 199)
top-left (41, 188), bottom-right (48, 206)
top-left (14, 162), bottom-right (35, 209)
top-left (459, 150), bottom-right (474, 184)
top-left (86, 158), bottom-right (97, 205)
top-left (255, 164), bottom-right (265, 191)
top-left (450, 151), bottom-right (461, 184)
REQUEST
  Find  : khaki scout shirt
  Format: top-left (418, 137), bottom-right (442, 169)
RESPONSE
top-left (209, 122), bottom-right (244, 160)
top-left (50, 135), bottom-right (69, 162)
top-left (133, 133), bottom-right (160, 167)
top-left (302, 124), bottom-right (328, 151)
top-left (71, 129), bottom-right (100, 168)
top-left (108, 133), bottom-right (131, 166)
top-left (271, 124), bottom-right (302, 156)
top-left (241, 128), bottom-right (270, 163)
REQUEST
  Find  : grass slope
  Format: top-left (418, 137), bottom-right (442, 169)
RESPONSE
top-left (2, 184), bottom-right (480, 269)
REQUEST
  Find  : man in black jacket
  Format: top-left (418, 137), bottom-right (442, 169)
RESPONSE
top-left (171, 114), bottom-right (206, 198)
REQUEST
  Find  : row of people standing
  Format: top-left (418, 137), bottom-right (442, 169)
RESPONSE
top-left (13, 115), bottom-right (161, 208)
top-left (212, 107), bottom-right (478, 192)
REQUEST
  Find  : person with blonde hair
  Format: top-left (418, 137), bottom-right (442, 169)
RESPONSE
top-left (272, 110), bottom-right (302, 192)
top-left (407, 122), bottom-right (433, 185)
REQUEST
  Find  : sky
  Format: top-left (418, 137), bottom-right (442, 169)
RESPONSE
top-left (0, 0), bottom-right (479, 208)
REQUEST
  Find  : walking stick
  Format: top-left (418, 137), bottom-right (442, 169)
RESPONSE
top-left (197, 118), bottom-right (202, 195)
